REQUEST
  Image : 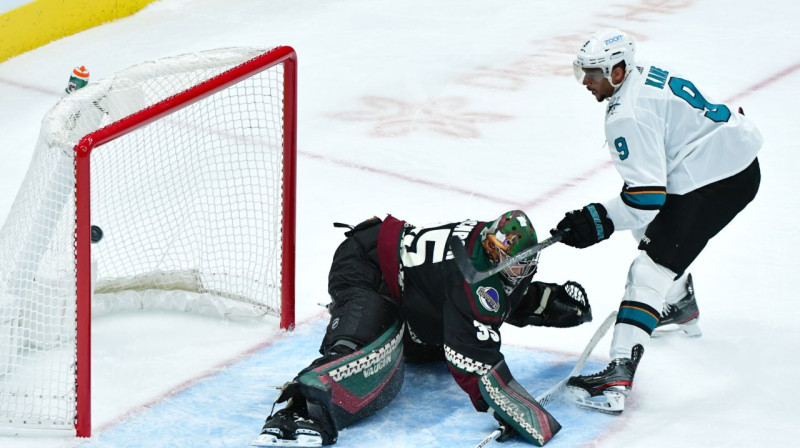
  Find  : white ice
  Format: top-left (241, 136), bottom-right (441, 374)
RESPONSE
top-left (1, 0), bottom-right (799, 446)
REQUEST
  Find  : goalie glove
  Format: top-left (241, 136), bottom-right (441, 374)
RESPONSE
top-left (507, 281), bottom-right (592, 328)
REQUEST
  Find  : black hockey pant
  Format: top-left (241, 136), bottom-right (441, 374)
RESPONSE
top-left (318, 219), bottom-right (398, 359)
top-left (640, 158), bottom-right (761, 277)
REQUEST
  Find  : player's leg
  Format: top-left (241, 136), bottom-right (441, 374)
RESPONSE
top-left (257, 220), bottom-right (403, 446)
top-left (566, 251), bottom-right (668, 413)
top-left (629, 224), bottom-right (699, 335)
top-left (568, 158), bottom-right (760, 413)
top-left (650, 158), bottom-right (759, 336)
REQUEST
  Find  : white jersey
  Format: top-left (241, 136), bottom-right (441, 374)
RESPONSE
top-left (601, 64), bottom-right (763, 231)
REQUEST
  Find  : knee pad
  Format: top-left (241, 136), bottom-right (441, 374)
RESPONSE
top-left (612, 252), bottom-right (676, 358)
top-left (624, 251), bottom-right (677, 309)
top-left (321, 287), bottom-right (398, 355)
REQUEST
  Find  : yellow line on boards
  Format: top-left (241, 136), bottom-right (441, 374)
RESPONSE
top-left (0, 0), bottom-right (157, 63)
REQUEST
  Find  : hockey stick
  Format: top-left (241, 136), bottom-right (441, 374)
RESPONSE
top-left (535, 310), bottom-right (617, 407)
top-left (473, 310), bottom-right (617, 448)
top-left (475, 429), bottom-right (503, 448)
top-left (450, 232), bottom-right (563, 284)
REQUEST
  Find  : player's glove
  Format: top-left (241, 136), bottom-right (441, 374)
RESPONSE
top-left (507, 281), bottom-right (592, 328)
top-left (552, 203), bottom-right (614, 248)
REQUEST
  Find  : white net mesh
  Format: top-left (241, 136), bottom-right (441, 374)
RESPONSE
top-left (0, 47), bottom-right (293, 431)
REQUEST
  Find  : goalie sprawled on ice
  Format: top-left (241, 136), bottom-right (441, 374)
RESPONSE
top-left (254, 211), bottom-right (592, 447)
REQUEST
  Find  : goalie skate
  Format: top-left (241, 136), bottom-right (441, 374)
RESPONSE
top-left (654, 274), bottom-right (701, 338)
top-left (251, 430), bottom-right (322, 447)
top-left (252, 406), bottom-right (330, 447)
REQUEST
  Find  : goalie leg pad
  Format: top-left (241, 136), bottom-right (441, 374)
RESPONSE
top-left (298, 320), bottom-right (406, 431)
top-left (478, 360), bottom-right (562, 446)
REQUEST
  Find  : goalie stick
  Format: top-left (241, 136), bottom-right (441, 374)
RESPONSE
top-left (474, 310), bottom-right (617, 448)
top-left (449, 232), bottom-right (563, 284)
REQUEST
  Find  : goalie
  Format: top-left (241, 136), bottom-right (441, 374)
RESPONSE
top-left (254, 211), bottom-right (592, 447)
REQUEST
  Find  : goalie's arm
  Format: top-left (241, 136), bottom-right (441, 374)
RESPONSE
top-left (506, 281), bottom-right (592, 328)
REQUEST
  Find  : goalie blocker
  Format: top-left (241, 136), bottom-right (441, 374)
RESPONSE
top-left (480, 360), bottom-right (562, 446)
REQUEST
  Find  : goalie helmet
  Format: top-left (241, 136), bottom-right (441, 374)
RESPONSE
top-left (573, 29), bottom-right (636, 87)
top-left (482, 210), bottom-right (538, 285)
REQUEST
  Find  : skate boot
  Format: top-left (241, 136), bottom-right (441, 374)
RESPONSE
top-left (566, 344), bottom-right (643, 414)
top-left (253, 398), bottom-right (337, 447)
top-left (655, 273), bottom-right (701, 337)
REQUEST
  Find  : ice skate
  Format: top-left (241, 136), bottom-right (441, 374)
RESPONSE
top-left (566, 344), bottom-right (643, 414)
top-left (655, 273), bottom-right (701, 337)
top-left (253, 401), bottom-right (334, 447)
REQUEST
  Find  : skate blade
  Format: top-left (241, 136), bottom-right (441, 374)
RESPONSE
top-left (251, 432), bottom-right (322, 447)
top-left (679, 320), bottom-right (702, 337)
top-left (653, 318), bottom-right (702, 338)
top-left (567, 387), bottom-right (626, 414)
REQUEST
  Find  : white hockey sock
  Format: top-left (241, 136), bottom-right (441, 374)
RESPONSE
top-left (610, 323), bottom-right (649, 360)
top-left (664, 272), bottom-right (689, 305)
top-left (610, 252), bottom-right (677, 360)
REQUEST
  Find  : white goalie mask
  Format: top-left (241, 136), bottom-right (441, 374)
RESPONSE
top-left (572, 29), bottom-right (636, 88)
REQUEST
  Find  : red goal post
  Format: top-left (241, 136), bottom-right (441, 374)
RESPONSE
top-left (0, 46), bottom-right (296, 437)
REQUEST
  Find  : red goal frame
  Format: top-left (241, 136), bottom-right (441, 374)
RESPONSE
top-left (72, 46), bottom-right (297, 437)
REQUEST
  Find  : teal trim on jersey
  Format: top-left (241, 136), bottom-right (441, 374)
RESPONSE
top-left (622, 190), bottom-right (666, 208)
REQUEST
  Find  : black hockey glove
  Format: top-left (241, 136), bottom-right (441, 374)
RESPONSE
top-left (552, 203), bottom-right (614, 248)
top-left (507, 281), bottom-right (592, 328)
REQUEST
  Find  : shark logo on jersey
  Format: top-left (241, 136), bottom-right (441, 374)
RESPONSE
top-left (606, 97), bottom-right (621, 117)
top-left (477, 286), bottom-right (501, 312)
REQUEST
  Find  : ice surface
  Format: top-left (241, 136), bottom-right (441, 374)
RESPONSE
top-left (0, 0), bottom-right (798, 446)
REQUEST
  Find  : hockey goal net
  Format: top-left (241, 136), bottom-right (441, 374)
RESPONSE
top-left (0, 46), bottom-right (296, 436)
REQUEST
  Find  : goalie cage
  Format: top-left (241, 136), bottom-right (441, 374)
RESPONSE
top-left (0, 46), bottom-right (297, 437)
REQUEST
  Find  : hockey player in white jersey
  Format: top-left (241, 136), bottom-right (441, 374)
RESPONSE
top-left (554, 29), bottom-right (762, 413)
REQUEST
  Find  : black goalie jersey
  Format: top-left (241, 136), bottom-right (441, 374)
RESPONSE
top-left (375, 215), bottom-right (532, 411)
